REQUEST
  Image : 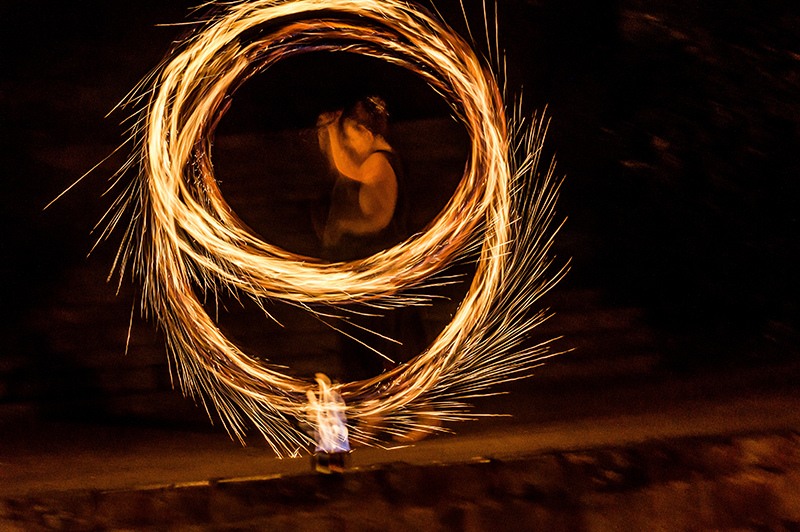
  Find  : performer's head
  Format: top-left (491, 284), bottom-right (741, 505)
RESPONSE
top-left (317, 96), bottom-right (390, 164)
top-left (343, 96), bottom-right (389, 138)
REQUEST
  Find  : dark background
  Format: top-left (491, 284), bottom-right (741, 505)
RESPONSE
top-left (1, 0), bottom-right (798, 425)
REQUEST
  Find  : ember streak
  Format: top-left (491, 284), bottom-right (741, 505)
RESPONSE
top-left (102, 0), bottom-right (566, 456)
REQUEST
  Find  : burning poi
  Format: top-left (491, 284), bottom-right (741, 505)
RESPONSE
top-left (98, 0), bottom-right (567, 456)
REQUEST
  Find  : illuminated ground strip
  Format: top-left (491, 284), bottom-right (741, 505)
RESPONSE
top-left (108, 0), bottom-right (566, 456)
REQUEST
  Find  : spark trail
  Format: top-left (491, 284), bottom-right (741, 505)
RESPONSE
top-left (103, 0), bottom-right (567, 456)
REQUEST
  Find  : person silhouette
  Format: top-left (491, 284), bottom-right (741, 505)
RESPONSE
top-left (313, 97), bottom-right (436, 439)
top-left (315, 96), bottom-right (406, 261)
top-left (312, 97), bottom-right (423, 382)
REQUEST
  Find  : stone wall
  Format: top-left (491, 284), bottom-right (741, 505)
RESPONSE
top-left (3, 431), bottom-right (798, 531)
top-left (5, 0), bottom-right (798, 426)
top-left (0, 114), bottom-right (656, 426)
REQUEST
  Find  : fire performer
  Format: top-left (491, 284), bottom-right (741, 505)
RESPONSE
top-left (315, 96), bottom-right (407, 261)
top-left (314, 97), bottom-right (424, 385)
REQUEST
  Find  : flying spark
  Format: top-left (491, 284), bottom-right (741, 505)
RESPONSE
top-left (100, 0), bottom-right (567, 456)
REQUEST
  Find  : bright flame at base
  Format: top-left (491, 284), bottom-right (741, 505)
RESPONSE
top-left (306, 374), bottom-right (350, 453)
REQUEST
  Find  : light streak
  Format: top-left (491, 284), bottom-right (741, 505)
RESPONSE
top-left (103, 0), bottom-right (568, 456)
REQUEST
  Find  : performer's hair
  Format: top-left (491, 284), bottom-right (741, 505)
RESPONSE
top-left (342, 96), bottom-right (389, 137)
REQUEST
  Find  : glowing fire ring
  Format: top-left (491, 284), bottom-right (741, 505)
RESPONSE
top-left (115, 0), bottom-right (564, 455)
